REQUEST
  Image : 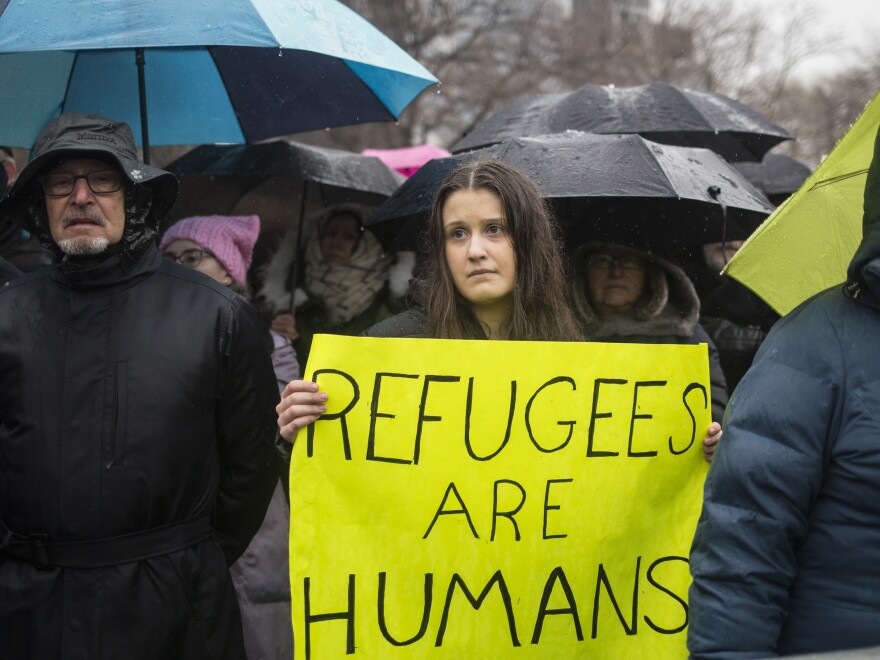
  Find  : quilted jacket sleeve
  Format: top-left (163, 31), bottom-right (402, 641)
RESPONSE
top-left (687, 298), bottom-right (842, 658)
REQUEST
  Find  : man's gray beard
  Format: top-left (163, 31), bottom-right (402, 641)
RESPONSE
top-left (57, 236), bottom-right (111, 256)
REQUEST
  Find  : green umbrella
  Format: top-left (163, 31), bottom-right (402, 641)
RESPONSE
top-left (726, 90), bottom-right (880, 316)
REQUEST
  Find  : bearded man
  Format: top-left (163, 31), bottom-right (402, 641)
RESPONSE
top-left (0, 114), bottom-right (280, 660)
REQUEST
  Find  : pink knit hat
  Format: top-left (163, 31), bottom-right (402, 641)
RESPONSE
top-left (159, 215), bottom-right (260, 283)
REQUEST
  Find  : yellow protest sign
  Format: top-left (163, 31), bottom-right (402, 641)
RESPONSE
top-left (290, 334), bottom-right (710, 659)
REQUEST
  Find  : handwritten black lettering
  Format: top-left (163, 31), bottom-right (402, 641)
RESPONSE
top-left (464, 377), bottom-right (516, 461)
top-left (377, 572), bottom-right (433, 645)
top-left (628, 381), bottom-right (666, 458)
top-left (491, 479), bottom-right (526, 541)
top-left (435, 571), bottom-right (521, 647)
top-left (587, 378), bottom-right (627, 457)
top-left (303, 574), bottom-right (355, 659)
top-left (543, 479), bottom-right (572, 540)
top-left (526, 377), bottom-right (577, 453)
top-left (413, 375), bottom-right (461, 464)
top-left (423, 482), bottom-right (479, 540)
top-left (531, 566), bottom-right (584, 644)
top-left (308, 369), bottom-right (359, 459)
top-left (591, 556), bottom-right (641, 638)
top-left (644, 556), bottom-right (689, 635)
top-left (367, 372), bottom-right (419, 464)
top-left (670, 383), bottom-right (707, 455)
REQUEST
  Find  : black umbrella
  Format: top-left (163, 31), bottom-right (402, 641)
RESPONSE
top-left (451, 82), bottom-right (791, 162)
top-left (165, 140), bottom-right (404, 232)
top-left (733, 153), bottom-right (812, 205)
top-left (366, 132), bottom-right (774, 253)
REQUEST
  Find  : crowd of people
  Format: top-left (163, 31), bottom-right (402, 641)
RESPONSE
top-left (1, 104), bottom-right (878, 660)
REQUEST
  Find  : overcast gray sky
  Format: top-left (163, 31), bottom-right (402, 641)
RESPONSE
top-left (801, 0), bottom-right (878, 74)
top-left (732, 0), bottom-right (879, 77)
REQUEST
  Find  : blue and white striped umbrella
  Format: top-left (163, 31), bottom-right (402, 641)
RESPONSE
top-left (0, 0), bottom-right (437, 156)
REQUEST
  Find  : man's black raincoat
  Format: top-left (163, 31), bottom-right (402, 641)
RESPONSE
top-left (0, 245), bottom-right (279, 659)
top-left (0, 256), bottom-right (20, 286)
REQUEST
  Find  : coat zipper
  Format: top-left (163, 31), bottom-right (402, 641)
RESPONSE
top-left (106, 361), bottom-right (128, 468)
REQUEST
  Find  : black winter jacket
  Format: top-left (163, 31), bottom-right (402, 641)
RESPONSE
top-left (0, 256), bottom-right (20, 286)
top-left (0, 245), bottom-right (279, 660)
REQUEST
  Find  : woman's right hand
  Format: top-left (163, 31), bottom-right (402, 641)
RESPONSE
top-left (703, 422), bottom-right (722, 462)
top-left (277, 380), bottom-right (327, 443)
top-left (272, 313), bottom-right (299, 341)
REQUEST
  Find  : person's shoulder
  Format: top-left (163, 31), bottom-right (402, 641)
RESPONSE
top-left (0, 256), bottom-right (22, 285)
top-left (0, 264), bottom-right (51, 297)
top-left (773, 285), bottom-right (858, 335)
top-left (747, 285), bottom-right (860, 377)
top-left (154, 261), bottom-right (264, 328)
top-left (688, 323), bottom-right (714, 346)
top-left (156, 259), bottom-right (239, 302)
top-left (362, 308), bottom-right (428, 338)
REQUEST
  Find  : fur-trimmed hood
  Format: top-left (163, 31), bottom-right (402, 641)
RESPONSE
top-left (571, 242), bottom-right (700, 340)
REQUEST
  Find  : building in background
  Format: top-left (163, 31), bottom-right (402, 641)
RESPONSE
top-left (552, 0), bottom-right (693, 83)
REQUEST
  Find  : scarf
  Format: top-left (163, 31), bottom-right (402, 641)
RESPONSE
top-left (303, 227), bottom-right (391, 327)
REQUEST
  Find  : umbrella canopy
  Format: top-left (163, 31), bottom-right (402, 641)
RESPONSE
top-left (164, 141), bottom-right (404, 233)
top-left (725, 91), bottom-right (880, 316)
top-left (368, 132), bottom-right (774, 252)
top-left (0, 0), bottom-right (437, 159)
top-left (451, 82), bottom-right (791, 162)
top-left (361, 144), bottom-right (451, 177)
top-left (733, 153), bottom-right (812, 203)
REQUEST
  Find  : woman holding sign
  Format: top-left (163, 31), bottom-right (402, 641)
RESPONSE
top-left (277, 160), bottom-right (580, 441)
top-left (277, 160), bottom-right (720, 459)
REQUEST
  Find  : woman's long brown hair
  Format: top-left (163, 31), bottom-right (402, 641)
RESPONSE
top-left (422, 159), bottom-right (581, 341)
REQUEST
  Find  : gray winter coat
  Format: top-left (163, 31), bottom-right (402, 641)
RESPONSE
top-left (687, 129), bottom-right (880, 656)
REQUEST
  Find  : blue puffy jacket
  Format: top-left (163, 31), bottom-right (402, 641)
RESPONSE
top-left (688, 128), bottom-right (880, 657)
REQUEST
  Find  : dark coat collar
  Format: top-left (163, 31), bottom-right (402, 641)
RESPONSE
top-left (49, 242), bottom-right (161, 291)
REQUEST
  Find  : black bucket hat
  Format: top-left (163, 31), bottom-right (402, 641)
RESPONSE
top-left (0, 113), bottom-right (178, 228)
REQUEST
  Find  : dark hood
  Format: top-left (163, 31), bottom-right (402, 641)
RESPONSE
top-left (0, 113), bottom-right (178, 264)
top-left (845, 123), bottom-right (880, 306)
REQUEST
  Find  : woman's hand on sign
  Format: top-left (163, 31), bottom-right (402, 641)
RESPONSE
top-left (703, 422), bottom-right (722, 462)
top-left (277, 380), bottom-right (327, 443)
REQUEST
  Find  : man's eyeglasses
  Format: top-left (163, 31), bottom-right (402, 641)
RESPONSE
top-left (586, 253), bottom-right (646, 271)
top-left (40, 170), bottom-right (124, 197)
top-left (163, 248), bottom-right (215, 269)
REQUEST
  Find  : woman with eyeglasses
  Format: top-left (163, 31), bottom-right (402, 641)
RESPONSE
top-left (159, 214), bottom-right (296, 660)
top-left (570, 242), bottom-right (729, 443)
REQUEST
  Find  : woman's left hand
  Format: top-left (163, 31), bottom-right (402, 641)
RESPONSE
top-left (272, 313), bottom-right (299, 341)
top-left (703, 422), bottom-right (722, 462)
